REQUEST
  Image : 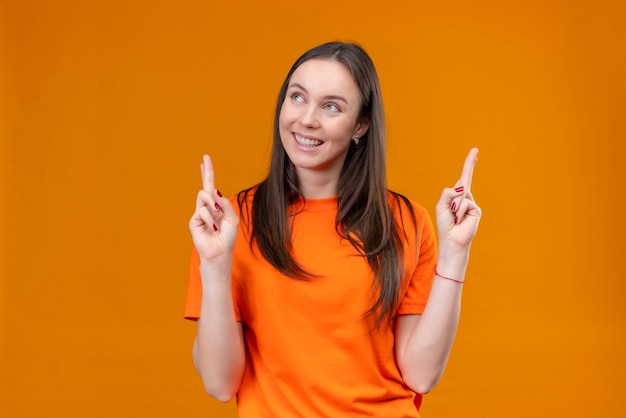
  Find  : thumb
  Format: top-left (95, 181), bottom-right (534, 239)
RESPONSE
top-left (213, 190), bottom-right (240, 228)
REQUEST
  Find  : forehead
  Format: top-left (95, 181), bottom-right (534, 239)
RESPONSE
top-left (289, 59), bottom-right (361, 100)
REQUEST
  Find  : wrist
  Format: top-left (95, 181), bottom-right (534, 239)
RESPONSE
top-left (437, 242), bottom-right (469, 265)
top-left (434, 264), bottom-right (465, 284)
top-left (435, 254), bottom-right (469, 282)
top-left (199, 255), bottom-right (234, 282)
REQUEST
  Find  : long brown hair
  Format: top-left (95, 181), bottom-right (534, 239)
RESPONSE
top-left (238, 42), bottom-right (416, 330)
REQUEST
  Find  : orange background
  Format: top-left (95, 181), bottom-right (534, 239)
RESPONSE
top-left (1, 1), bottom-right (624, 417)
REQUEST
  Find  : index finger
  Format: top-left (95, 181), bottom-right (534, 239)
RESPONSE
top-left (201, 154), bottom-right (215, 191)
top-left (458, 147), bottom-right (479, 189)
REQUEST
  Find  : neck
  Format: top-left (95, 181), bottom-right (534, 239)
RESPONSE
top-left (296, 168), bottom-right (340, 199)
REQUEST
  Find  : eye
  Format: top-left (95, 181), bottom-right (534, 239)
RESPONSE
top-left (324, 103), bottom-right (340, 112)
top-left (290, 93), bottom-right (304, 103)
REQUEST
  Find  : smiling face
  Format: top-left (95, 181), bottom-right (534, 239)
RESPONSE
top-left (279, 59), bottom-right (369, 195)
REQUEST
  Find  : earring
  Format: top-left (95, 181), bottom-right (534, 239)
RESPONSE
top-left (353, 135), bottom-right (360, 145)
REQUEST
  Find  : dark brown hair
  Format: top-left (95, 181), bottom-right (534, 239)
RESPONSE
top-left (238, 41), bottom-right (416, 330)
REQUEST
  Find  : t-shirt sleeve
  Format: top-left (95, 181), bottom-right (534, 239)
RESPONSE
top-left (183, 246), bottom-right (244, 322)
top-left (183, 247), bottom-right (202, 321)
top-left (396, 203), bottom-right (437, 315)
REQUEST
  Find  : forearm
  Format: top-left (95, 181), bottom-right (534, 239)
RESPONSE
top-left (397, 252), bottom-right (468, 394)
top-left (193, 258), bottom-right (245, 402)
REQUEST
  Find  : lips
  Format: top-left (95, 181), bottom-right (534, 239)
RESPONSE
top-left (294, 133), bottom-right (323, 147)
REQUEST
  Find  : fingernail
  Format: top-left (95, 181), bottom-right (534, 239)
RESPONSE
top-left (455, 186), bottom-right (464, 193)
top-left (451, 202), bottom-right (456, 212)
top-left (454, 216), bottom-right (459, 224)
top-left (212, 224), bottom-right (218, 231)
top-left (216, 189), bottom-right (223, 198)
top-left (215, 202), bottom-right (221, 211)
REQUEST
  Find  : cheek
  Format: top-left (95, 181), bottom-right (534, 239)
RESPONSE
top-left (330, 120), bottom-right (358, 141)
top-left (278, 101), bottom-right (294, 127)
top-left (278, 105), bottom-right (292, 144)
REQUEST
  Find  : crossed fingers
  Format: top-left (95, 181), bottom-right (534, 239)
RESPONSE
top-left (450, 148), bottom-right (478, 224)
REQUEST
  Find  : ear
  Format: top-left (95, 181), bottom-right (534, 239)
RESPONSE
top-left (354, 117), bottom-right (370, 138)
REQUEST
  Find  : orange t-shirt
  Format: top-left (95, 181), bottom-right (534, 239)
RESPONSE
top-left (184, 191), bottom-right (437, 417)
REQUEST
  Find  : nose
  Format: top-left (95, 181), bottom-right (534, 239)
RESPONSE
top-left (300, 105), bottom-right (320, 129)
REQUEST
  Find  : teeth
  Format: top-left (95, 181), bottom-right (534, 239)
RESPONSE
top-left (295, 134), bottom-right (322, 147)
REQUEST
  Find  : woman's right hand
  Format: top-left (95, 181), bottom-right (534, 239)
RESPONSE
top-left (189, 155), bottom-right (239, 264)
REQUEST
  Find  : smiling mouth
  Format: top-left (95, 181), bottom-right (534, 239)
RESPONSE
top-left (294, 133), bottom-right (323, 147)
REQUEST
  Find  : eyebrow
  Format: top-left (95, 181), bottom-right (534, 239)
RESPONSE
top-left (288, 82), bottom-right (349, 104)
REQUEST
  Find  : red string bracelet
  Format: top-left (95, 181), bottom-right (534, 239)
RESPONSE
top-left (434, 265), bottom-right (465, 284)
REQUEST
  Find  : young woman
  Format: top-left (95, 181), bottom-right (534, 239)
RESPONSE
top-left (184, 41), bottom-right (481, 417)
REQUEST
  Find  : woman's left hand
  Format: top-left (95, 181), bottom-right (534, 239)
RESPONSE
top-left (436, 148), bottom-right (482, 253)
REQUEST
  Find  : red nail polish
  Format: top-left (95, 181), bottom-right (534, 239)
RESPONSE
top-left (455, 186), bottom-right (464, 193)
top-left (212, 224), bottom-right (218, 231)
top-left (216, 189), bottom-right (223, 198)
top-left (215, 202), bottom-right (221, 211)
top-left (451, 202), bottom-right (456, 212)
